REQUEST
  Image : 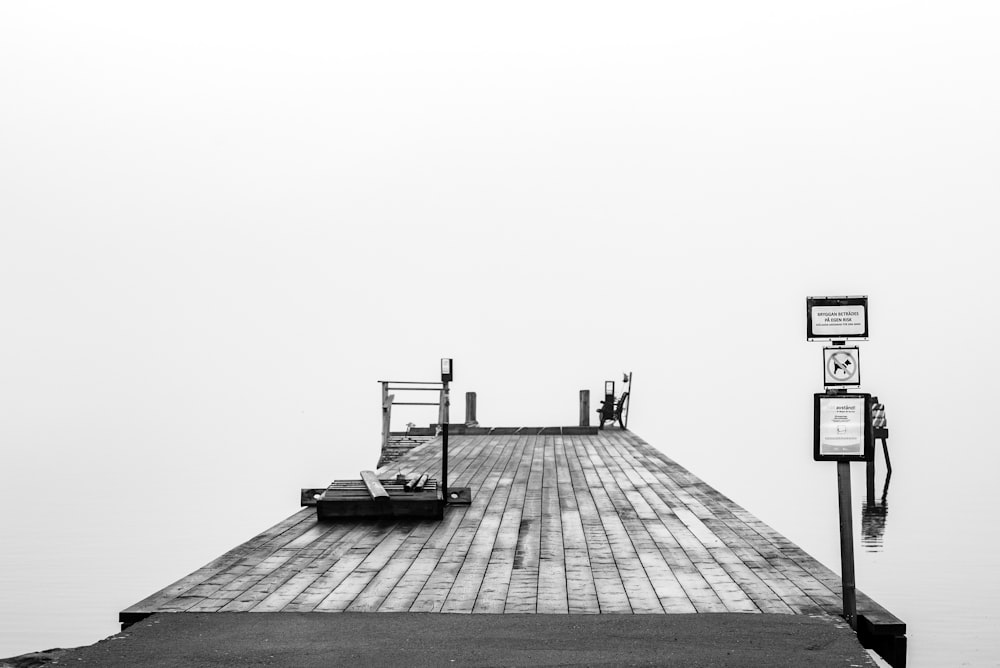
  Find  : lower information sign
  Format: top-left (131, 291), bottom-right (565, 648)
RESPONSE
top-left (813, 393), bottom-right (873, 461)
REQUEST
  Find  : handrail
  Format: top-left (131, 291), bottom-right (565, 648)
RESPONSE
top-left (378, 387), bottom-right (441, 391)
top-left (381, 380), bottom-right (448, 455)
top-left (378, 380), bottom-right (444, 385)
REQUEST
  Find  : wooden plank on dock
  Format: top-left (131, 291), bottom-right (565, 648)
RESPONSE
top-left (360, 471), bottom-right (390, 500)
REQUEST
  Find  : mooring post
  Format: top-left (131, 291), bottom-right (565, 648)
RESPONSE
top-left (837, 460), bottom-right (858, 628)
top-left (579, 390), bottom-right (590, 427)
top-left (465, 391), bottom-right (477, 426)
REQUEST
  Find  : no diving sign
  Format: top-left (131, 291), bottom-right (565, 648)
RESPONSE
top-left (807, 296), bottom-right (868, 341)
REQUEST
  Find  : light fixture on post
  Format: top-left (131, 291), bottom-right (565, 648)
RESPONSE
top-left (438, 358), bottom-right (472, 507)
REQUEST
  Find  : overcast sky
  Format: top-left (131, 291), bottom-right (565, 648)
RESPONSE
top-left (2, 1), bottom-right (1000, 658)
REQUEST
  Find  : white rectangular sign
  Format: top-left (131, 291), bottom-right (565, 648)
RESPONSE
top-left (810, 305), bottom-right (867, 337)
top-left (818, 396), bottom-right (865, 456)
top-left (806, 296), bottom-right (869, 341)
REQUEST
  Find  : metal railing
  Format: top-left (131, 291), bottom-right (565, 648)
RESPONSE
top-left (379, 380), bottom-right (448, 454)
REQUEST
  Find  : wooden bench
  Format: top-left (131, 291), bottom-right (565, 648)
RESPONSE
top-left (597, 391), bottom-right (629, 429)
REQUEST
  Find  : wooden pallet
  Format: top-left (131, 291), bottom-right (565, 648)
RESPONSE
top-left (316, 479), bottom-right (443, 520)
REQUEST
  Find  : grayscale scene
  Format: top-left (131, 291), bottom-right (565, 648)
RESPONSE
top-left (2, 3), bottom-right (998, 667)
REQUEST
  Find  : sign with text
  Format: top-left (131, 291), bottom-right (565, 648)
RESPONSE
top-left (806, 296), bottom-right (869, 341)
top-left (813, 393), bottom-right (873, 462)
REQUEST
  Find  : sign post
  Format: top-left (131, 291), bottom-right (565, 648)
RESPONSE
top-left (808, 296), bottom-right (872, 629)
top-left (837, 461), bottom-right (857, 628)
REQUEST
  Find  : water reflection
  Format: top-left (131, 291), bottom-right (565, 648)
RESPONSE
top-left (861, 438), bottom-right (892, 552)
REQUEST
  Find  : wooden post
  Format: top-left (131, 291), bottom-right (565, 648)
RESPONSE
top-left (837, 461), bottom-right (857, 629)
top-left (579, 390), bottom-right (590, 427)
top-left (465, 392), bottom-right (477, 426)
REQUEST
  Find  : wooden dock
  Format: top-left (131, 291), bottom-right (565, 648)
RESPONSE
top-left (121, 428), bottom-right (905, 665)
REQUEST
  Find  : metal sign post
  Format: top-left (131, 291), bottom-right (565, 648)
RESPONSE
top-left (837, 460), bottom-right (857, 628)
top-left (808, 295), bottom-right (873, 629)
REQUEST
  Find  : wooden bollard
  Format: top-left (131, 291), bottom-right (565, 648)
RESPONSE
top-left (579, 390), bottom-right (590, 427)
top-left (465, 391), bottom-right (478, 426)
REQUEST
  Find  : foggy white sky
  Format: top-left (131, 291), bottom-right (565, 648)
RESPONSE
top-left (2, 2), bottom-right (1000, 659)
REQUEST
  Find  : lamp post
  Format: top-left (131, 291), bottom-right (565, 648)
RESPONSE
top-left (441, 358), bottom-right (452, 501)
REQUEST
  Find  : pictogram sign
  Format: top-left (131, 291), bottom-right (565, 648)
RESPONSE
top-left (823, 346), bottom-right (861, 387)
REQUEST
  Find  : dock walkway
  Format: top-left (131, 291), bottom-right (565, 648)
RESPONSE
top-left (121, 429), bottom-right (904, 664)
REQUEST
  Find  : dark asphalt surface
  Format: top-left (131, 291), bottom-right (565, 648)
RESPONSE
top-left (15, 612), bottom-right (879, 667)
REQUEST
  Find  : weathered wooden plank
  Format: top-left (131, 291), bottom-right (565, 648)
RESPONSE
top-left (416, 434), bottom-right (524, 612)
top-left (553, 435), bottom-right (600, 614)
top-left (441, 434), bottom-right (527, 613)
top-left (579, 435), bottom-right (663, 614)
top-left (591, 433), bottom-right (700, 613)
top-left (614, 431), bottom-right (840, 613)
top-left (564, 434), bottom-right (631, 613)
top-left (474, 435), bottom-right (533, 613)
top-left (504, 434), bottom-right (545, 613)
top-left (282, 522), bottom-right (398, 612)
top-left (250, 522), bottom-right (374, 612)
top-left (121, 508), bottom-right (317, 616)
top-left (537, 435), bottom-right (568, 614)
top-left (157, 512), bottom-right (330, 613)
top-left (435, 435), bottom-right (519, 612)
top-left (383, 434), bottom-right (509, 612)
top-left (360, 471), bottom-right (390, 500)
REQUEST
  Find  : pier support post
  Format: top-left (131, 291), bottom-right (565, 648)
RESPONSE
top-left (579, 390), bottom-right (590, 427)
top-left (837, 461), bottom-right (857, 629)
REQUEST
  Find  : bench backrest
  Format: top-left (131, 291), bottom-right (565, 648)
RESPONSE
top-left (615, 392), bottom-right (629, 416)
